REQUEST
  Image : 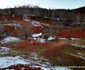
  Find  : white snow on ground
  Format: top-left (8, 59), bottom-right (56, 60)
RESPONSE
top-left (71, 38), bottom-right (79, 40)
top-left (70, 54), bottom-right (85, 61)
top-left (32, 33), bottom-right (42, 37)
top-left (0, 53), bottom-right (71, 70)
top-left (0, 23), bottom-right (21, 27)
top-left (0, 47), bottom-right (10, 55)
top-left (33, 38), bottom-right (45, 43)
top-left (71, 44), bottom-right (85, 48)
top-left (32, 34), bottom-right (55, 42)
top-left (23, 17), bottom-right (31, 21)
top-left (53, 67), bottom-right (71, 70)
top-left (0, 56), bottom-right (28, 69)
top-left (38, 38), bottom-right (45, 43)
top-left (76, 52), bottom-right (82, 56)
top-left (58, 38), bottom-right (68, 40)
top-left (58, 38), bottom-right (79, 40)
top-left (24, 53), bottom-right (71, 70)
top-left (48, 36), bottom-right (55, 41)
top-left (24, 19), bottom-right (31, 21)
top-left (27, 53), bottom-right (51, 68)
top-left (1, 36), bottom-right (20, 44)
top-left (31, 21), bottom-right (41, 26)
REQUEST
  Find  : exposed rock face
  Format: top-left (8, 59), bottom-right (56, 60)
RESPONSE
top-left (57, 29), bottom-right (85, 38)
top-left (0, 24), bottom-right (21, 39)
top-left (30, 26), bottom-right (46, 34)
top-left (3, 25), bottom-right (20, 36)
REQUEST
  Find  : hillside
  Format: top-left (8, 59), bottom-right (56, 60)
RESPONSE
top-left (0, 6), bottom-right (85, 70)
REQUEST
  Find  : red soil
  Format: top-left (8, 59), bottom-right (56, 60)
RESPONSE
top-left (0, 15), bottom-right (6, 21)
top-left (30, 26), bottom-right (46, 34)
top-left (42, 41), bottom-right (57, 48)
top-left (17, 38), bottom-right (40, 50)
top-left (42, 40), bottom-right (70, 57)
top-left (13, 16), bottom-right (23, 21)
top-left (3, 64), bottom-right (41, 70)
top-left (0, 15), bottom-right (23, 21)
top-left (17, 38), bottom-right (69, 57)
top-left (43, 48), bottom-right (60, 57)
top-left (30, 16), bottom-right (41, 21)
top-left (3, 25), bottom-right (20, 37)
top-left (57, 29), bottom-right (85, 38)
top-left (17, 38), bottom-right (70, 56)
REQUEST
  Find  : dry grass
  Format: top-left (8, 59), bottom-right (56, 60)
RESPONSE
top-left (72, 38), bottom-right (85, 46)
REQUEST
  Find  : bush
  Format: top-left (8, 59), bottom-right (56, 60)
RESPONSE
top-left (43, 34), bottom-right (49, 40)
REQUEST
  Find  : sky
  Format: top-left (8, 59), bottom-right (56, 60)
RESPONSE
top-left (0, 0), bottom-right (85, 9)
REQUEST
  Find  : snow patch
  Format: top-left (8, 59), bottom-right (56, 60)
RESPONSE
top-left (0, 53), bottom-right (71, 70)
top-left (24, 19), bottom-right (31, 21)
top-left (0, 47), bottom-right (11, 55)
top-left (0, 56), bottom-right (28, 69)
top-left (38, 38), bottom-right (45, 43)
top-left (70, 54), bottom-right (85, 60)
top-left (0, 23), bottom-right (21, 27)
top-left (58, 38), bottom-right (68, 40)
top-left (23, 17), bottom-right (31, 21)
top-left (71, 44), bottom-right (85, 48)
top-left (53, 67), bottom-right (71, 70)
top-left (32, 21), bottom-right (40, 26)
top-left (27, 53), bottom-right (50, 67)
top-left (1, 36), bottom-right (20, 44)
top-left (48, 36), bottom-right (55, 41)
top-left (32, 33), bottom-right (42, 37)
top-left (33, 38), bottom-right (45, 43)
top-left (71, 38), bottom-right (79, 40)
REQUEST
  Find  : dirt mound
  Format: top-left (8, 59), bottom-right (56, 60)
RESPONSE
top-left (42, 48), bottom-right (60, 57)
top-left (17, 39), bottom-right (70, 57)
top-left (17, 38), bottom-right (40, 50)
top-left (41, 40), bottom-right (70, 57)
